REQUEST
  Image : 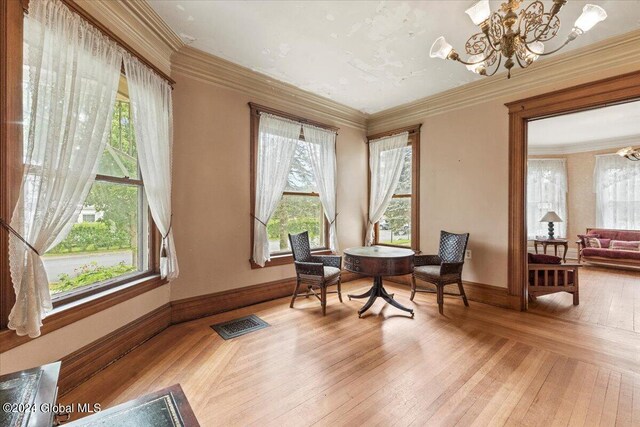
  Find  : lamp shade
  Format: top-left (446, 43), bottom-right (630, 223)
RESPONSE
top-left (430, 36), bottom-right (453, 59)
top-left (574, 4), bottom-right (607, 33)
top-left (540, 211), bottom-right (563, 223)
top-left (465, 0), bottom-right (491, 25)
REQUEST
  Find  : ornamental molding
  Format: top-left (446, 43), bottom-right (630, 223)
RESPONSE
top-left (171, 46), bottom-right (368, 131)
top-left (73, 0), bottom-right (184, 76)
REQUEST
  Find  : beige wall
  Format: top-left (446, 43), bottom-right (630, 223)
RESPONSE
top-left (169, 73), bottom-right (368, 301)
top-left (418, 101), bottom-right (510, 288)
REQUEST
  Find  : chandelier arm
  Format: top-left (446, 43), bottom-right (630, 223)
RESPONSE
top-left (485, 55), bottom-right (503, 77)
top-left (454, 51), bottom-right (497, 66)
top-left (514, 53), bottom-right (530, 70)
top-left (533, 37), bottom-right (573, 56)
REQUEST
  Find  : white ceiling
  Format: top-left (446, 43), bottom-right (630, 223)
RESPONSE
top-left (149, 0), bottom-right (640, 114)
top-left (528, 100), bottom-right (640, 149)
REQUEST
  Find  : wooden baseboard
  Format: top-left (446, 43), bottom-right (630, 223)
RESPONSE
top-left (382, 275), bottom-right (510, 308)
top-left (171, 270), bottom-right (362, 324)
top-left (58, 303), bottom-right (171, 396)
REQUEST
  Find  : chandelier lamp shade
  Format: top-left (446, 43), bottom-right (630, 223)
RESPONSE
top-left (617, 146), bottom-right (640, 161)
top-left (430, 0), bottom-right (607, 78)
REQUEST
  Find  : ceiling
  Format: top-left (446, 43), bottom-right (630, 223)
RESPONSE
top-left (528, 100), bottom-right (640, 149)
top-left (149, 0), bottom-right (640, 114)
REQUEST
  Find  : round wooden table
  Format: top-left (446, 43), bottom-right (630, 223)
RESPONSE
top-left (343, 246), bottom-right (415, 318)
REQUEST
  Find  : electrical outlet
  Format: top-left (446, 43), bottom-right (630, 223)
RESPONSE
top-left (465, 250), bottom-right (472, 260)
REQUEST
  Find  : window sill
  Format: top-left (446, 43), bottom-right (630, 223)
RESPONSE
top-left (0, 273), bottom-right (167, 353)
top-left (250, 249), bottom-right (333, 269)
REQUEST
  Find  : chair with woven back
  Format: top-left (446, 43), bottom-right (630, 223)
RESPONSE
top-left (288, 231), bottom-right (342, 315)
top-left (411, 230), bottom-right (470, 314)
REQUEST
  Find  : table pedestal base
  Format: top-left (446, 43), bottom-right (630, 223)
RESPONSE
top-left (348, 276), bottom-right (414, 318)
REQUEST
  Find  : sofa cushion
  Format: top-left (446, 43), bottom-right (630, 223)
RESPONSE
top-left (578, 233), bottom-right (599, 247)
top-left (597, 238), bottom-right (611, 248)
top-left (585, 229), bottom-right (640, 242)
top-left (610, 240), bottom-right (640, 252)
top-left (585, 237), bottom-right (601, 248)
top-left (528, 253), bottom-right (561, 264)
top-left (582, 247), bottom-right (640, 260)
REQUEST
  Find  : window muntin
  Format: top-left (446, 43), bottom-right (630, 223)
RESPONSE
top-left (43, 75), bottom-right (150, 298)
top-left (266, 140), bottom-right (326, 254)
top-left (378, 146), bottom-right (412, 247)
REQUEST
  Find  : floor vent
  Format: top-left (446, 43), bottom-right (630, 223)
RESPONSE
top-left (210, 315), bottom-right (269, 340)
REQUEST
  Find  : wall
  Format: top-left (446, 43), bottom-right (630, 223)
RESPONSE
top-left (169, 72), bottom-right (368, 301)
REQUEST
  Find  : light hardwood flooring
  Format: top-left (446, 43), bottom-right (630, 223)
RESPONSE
top-left (62, 279), bottom-right (640, 426)
top-left (529, 266), bottom-right (640, 333)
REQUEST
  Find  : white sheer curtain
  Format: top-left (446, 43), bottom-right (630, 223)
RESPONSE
top-left (527, 159), bottom-right (567, 239)
top-left (123, 53), bottom-right (178, 280)
top-left (253, 114), bottom-right (301, 266)
top-left (9, 0), bottom-right (123, 337)
top-left (366, 132), bottom-right (409, 246)
top-left (594, 154), bottom-right (640, 229)
top-left (303, 124), bottom-right (339, 252)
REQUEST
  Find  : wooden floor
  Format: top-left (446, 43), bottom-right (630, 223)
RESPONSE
top-left (62, 279), bottom-right (640, 426)
top-left (529, 266), bottom-right (640, 333)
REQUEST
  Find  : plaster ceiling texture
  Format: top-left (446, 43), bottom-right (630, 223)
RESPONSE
top-left (149, 0), bottom-right (640, 114)
top-left (528, 100), bottom-right (640, 147)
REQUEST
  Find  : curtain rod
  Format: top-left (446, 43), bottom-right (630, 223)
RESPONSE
top-left (249, 102), bottom-right (340, 133)
top-left (24, 0), bottom-right (176, 86)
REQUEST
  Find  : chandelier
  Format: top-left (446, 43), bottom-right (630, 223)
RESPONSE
top-left (617, 147), bottom-right (640, 161)
top-left (430, 0), bottom-right (607, 78)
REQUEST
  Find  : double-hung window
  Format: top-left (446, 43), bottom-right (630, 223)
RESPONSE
top-left (527, 159), bottom-right (567, 239)
top-left (43, 75), bottom-right (150, 300)
top-left (250, 104), bottom-right (334, 266)
top-left (370, 125), bottom-right (421, 251)
top-left (594, 154), bottom-right (640, 229)
top-left (268, 139), bottom-right (327, 254)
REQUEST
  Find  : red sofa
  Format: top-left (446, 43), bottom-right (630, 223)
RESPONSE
top-left (578, 228), bottom-right (640, 267)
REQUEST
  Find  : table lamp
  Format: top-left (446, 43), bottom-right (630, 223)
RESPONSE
top-left (540, 211), bottom-right (563, 239)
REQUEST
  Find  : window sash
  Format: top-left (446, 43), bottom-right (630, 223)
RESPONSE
top-left (268, 192), bottom-right (328, 256)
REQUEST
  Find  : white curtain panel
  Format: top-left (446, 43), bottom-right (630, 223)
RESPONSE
top-left (303, 124), bottom-right (339, 252)
top-left (594, 154), bottom-right (640, 229)
top-left (9, 0), bottom-right (123, 337)
top-left (123, 53), bottom-right (179, 280)
top-left (253, 114), bottom-right (301, 266)
top-left (365, 132), bottom-right (409, 246)
top-left (527, 159), bottom-right (568, 239)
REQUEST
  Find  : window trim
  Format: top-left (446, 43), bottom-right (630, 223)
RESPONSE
top-left (0, 0), bottom-right (166, 338)
top-left (367, 124), bottom-right (421, 252)
top-left (249, 102), bottom-right (338, 268)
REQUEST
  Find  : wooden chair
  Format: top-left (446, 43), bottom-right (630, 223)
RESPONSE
top-left (411, 231), bottom-right (470, 314)
top-left (528, 260), bottom-right (580, 305)
top-left (288, 232), bottom-right (342, 315)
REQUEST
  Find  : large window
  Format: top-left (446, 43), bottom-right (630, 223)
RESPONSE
top-left (267, 139), bottom-right (326, 253)
top-left (250, 104), bottom-right (333, 265)
top-left (43, 75), bottom-right (150, 299)
top-left (371, 126), bottom-right (421, 250)
top-left (527, 159), bottom-right (567, 239)
top-left (594, 154), bottom-right (640, 229)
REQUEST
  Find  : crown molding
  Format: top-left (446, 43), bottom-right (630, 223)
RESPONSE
top-left (171, 46), bottom-right (368, 131)
top-left (72, 0), bottom-right (184, 76)
top-left (528, 135), bottom-right (640, 156)
top-left (367, 29), bottom-right (640, 134)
